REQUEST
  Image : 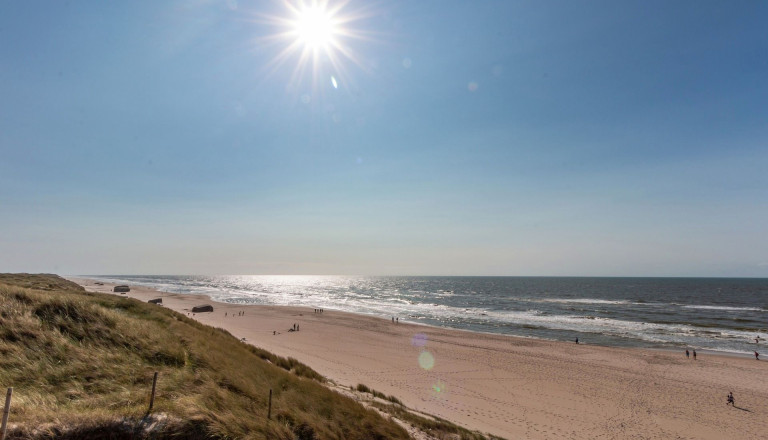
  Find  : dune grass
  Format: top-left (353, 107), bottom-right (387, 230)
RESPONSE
top-left (353, 382), bottom-right (501, 440)
top-left (0, 274), bottom-right (410, 439)
top-left (0, 273), bottom-right (85, 292)
top-left (355, 383), bottom-right (404, 406)
top-left (370, 402), bottom-right (505, 440)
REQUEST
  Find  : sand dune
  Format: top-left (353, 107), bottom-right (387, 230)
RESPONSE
top-left (70, 278), bottom-right (768, 439)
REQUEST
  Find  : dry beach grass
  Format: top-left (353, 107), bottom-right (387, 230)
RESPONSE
top-left (0, 274), bottom-right (418, 439)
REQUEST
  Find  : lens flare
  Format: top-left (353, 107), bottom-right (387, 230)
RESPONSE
top-left (412, 333), bottom-right (427, 347)
top-left (418, 351), bottom-right (435, 370)
top-left (432, 380), bottom-right (446, 394)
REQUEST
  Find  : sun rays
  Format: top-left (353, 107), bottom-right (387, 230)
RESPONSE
top-left (256, 0), bottom-right (374, 96)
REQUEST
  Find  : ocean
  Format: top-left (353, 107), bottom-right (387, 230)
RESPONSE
top-left (88, 275), bottom-right (768, 355)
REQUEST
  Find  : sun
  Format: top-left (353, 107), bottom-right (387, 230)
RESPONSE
top-left (257, 0), bottom-right (373, 94)
top-left (293, 4), bottom-right (338, 50)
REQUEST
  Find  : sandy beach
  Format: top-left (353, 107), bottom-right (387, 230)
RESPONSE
top-left (69, 277), bottom-right (768, 439)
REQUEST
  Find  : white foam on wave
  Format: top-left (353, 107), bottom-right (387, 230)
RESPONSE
top-left (474, 308), bottom-right (763, 345)
top-left (536, 298), bottom-right (632, 306)
top-left (682, 305), bottom-right (765, 312)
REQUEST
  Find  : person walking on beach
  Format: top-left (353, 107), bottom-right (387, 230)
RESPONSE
top-left (693, 349), bottom-right (697, 360)
top-left (755, 351), bottom-right (759, 360)
top-left (685, 349), bottom-right (689, 359)
top-left (727, 391), bottom-right (734, 406)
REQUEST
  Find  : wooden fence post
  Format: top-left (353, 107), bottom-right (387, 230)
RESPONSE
top-left (267, 389), bottom-right (272, 420)
top-left (1, 387), bottom-right (12, 440)
top-left (148, 372), bottom-right (158, 412)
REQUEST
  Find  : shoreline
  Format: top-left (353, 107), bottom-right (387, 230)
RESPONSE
top-left (68, 276), bottom-right (768, 439)
top-left (73, 276), bottom-right (761, 359)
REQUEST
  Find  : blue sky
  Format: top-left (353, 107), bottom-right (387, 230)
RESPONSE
top-left (1, 0), bottom-right (766, 276)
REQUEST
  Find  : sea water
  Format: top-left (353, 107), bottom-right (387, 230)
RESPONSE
top-left (88, 275), bottom-right (768, 355)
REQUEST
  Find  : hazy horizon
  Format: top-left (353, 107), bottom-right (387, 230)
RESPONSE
top-left (2, 1), bottom-right (767, 277)
top-left (71, 274), bottom-right (768, 280)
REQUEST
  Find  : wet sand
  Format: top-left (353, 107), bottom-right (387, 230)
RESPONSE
top-left (70, 277), bottom-right (768, 439)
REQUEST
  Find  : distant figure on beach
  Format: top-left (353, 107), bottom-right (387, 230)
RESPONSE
top-left (225, 312), bottom-right (227, 317)
top-left (755, 351), bottom-right (759, 360)
top-left (727, 391), bottom-right (734, 406)
top-left (693, 349), bottom-right (697, 360)
top-left (685, 349), bottom-right (689, 359)
top-left (575, 338), bottom-right (579, 344)
top-left (297, 324), bottom-right (300, 331)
